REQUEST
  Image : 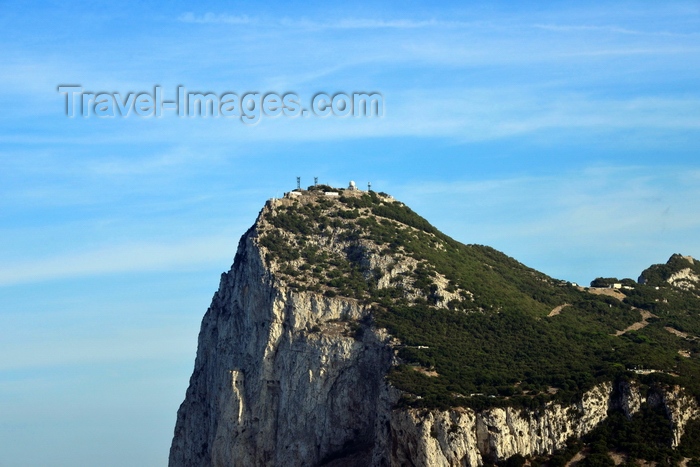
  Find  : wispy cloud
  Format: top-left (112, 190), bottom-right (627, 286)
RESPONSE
top-left (180, 13), bottom-right (466, 30)
top-left (0, 321), bottom-right (196, 371)
top-left (391, 166), bottom-right (700, 283)
top-left (533, 24), bottom-right (644, 35)
top-left (177, 12), bottom-right (254, 25)
top-left (0, 236), bottom-right (235, 286)
top-left (322, 18), bottom-right (443, 29)
top-left (4, 3), bottom-right (700, 466)
top-left (532, 21), bottom-right (700, 38)
top-left (279, 17), bottom-right (453, 30)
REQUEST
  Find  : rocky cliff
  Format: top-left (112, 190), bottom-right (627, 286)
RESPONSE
top-left (169, 199), bottom-right (398, 466)
top-left (390, 382), bottom-right (698, 466)
top-left (170, 187), bottom-right (700, 466)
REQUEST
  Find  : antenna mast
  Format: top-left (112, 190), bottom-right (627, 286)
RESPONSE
top-left (296, 176), bottom-right (301, 190)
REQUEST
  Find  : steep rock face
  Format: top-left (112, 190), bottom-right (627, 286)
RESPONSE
top-left (170, 195), bottom-right (700, 466)
top-left (390, 386), bottom-right (615, 466)
top-left (169, 217), bottom-right (397, 466)
top-left (638, 253), bottom-right (700, 294)
top-left (667, 268), bottom-right (700, 291)
top-left (390, 382), bottom-right (699, 466)
top-left (647, 385), bottom-right (700, 448)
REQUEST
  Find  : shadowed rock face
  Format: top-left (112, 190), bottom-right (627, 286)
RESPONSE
top-left (169, 195), bottom-right (700, 467)
top-left (168, 214), bottom-right (397, 467)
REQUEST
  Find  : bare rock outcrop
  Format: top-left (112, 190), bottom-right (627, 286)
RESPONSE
top-left (390, 381), bottom-right (698, 466)
top-left (169, 198), bottom-right (700, 466)
top-left (169, 218), bottom-right (398, 466)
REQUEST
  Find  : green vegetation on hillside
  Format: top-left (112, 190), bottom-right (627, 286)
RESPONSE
top-left (523, 401), bottom-right (700, 467)
top-left (258, 190), bottom-right (700, 413)
top-left (639, 254), bottom-right (700, 287)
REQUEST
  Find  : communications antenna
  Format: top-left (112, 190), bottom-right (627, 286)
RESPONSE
top-left (296, 176), bottom-right (300, 190)
top-left (368, 182), bottom-right (371, 192)
top-left (314, 177), bottom-right (318, 186)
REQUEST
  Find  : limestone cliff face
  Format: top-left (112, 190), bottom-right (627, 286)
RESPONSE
top-left (169, 197), bottom-right (699, 466)
top-left (169, 209), bottom-right (398, 466)
top-left (647, 385), bottom-right (699, 448)
top-left (390, 384), bottom-right (612, 467)
top-left (390, 382), bottom-right (698, 466)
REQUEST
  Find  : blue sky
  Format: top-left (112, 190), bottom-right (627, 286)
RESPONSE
top-left (1, 1), bottom-right (700, 465)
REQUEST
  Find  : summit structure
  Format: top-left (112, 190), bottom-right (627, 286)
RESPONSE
top-left (170, 185), bottom-right (700, 466)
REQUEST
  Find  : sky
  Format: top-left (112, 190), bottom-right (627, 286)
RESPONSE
top-left (1, 1), bottom-right (700, 465)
